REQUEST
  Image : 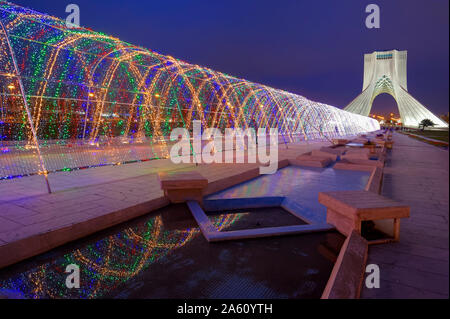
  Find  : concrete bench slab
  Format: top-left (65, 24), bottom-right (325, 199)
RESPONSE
top-left (290, 153), bottom-right (333, 168)
top-left (320, 146), bottom-right (346, 155)
top-left (311, 150), bottom-right (338, 161)
top-left (385, 140), bottom-right (394, 149)
top-left (332, 138), bottom-right (349, 146)
top-left (318, 190), bottom-right (410, 244)
top-left (341, 149), bottom-right (370, 160)
top-left (158, 171), bottom-right (208, 203)
top-left (345, 148), bottom-right (371, 154)
top-left (352, 139), bottom-right (369, 144)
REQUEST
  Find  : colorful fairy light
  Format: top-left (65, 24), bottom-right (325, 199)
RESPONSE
top-left (0, 1), bottom-right (379, 181)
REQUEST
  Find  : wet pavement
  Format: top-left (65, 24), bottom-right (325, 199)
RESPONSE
top-left (0, 203), bottom-right (344, 299)
top-left (0, 166), bottom-right (369, 299)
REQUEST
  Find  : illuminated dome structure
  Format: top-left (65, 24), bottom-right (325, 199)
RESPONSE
top-left (0, 1), bottom-right (379, 180)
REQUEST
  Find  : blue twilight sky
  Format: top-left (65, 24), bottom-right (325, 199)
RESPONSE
top-left (14, 0), bottom-right (450, 116)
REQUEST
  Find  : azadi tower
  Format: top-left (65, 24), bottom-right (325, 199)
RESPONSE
top-left (345, 50), bottom-right (448, 128)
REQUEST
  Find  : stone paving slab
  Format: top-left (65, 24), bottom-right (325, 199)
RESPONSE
top-left (361, 132), bottom-right (449, 299)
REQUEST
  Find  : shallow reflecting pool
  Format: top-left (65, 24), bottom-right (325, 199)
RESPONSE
top-left (207, 165), bottom-right (370, 222)
top-left (0, 166), bottom-right (368, 299)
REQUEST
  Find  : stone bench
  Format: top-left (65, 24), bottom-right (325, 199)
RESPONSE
top-left (311, 146), bottom-right (345, 161)
top-left (290, 152), bottom-right (333, 168)
top-left (352, 138), bottom-right (369, 144)
top-left (341, 149), bottom-right (371, 160)
top-left (319, 190), bottom-right (410, 244)
top-left (158, 171), bottom-right (208, 204)
top-left (363, 144), bottom-right (378, 154)
top-left (367, 147), bottom-right (386, 162)
top-left (332, 138), bottom-right (349, 146)
top-left (374, 139), bottom-right (386, 147)
top-left (321, 146), bottom-right (346, 155)
top-left (333, 160), bottom-right (375, 172)
top-left (311, 150), bottom-right (338, 161)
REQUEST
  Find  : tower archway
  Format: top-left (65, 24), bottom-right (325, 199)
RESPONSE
top-left (344, 50), bottom-right (448, 128)
top-left (370, 93), bottom-right (401, 126)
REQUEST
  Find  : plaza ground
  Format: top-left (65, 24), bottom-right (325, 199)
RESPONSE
top-left (361, 132), bottom-right (449, 298)
top-left (0, 140), bottom-right (329, 268)
top-left (0, 133), bottom-right (448, 298)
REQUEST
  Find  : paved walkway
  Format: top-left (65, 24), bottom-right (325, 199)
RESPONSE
top-left (361, 132), bottom-right (449, 298)
top-left (0, 140), bottom-right (329, 268)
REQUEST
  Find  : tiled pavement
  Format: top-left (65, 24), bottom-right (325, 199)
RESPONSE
top-left (361, 132), bottom-right (449, 299)
top-left (2, 133), bottom-right (448, 299)
top-left (0, 141), bottom-right (328, 268)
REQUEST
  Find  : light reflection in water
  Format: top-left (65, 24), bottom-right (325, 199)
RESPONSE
top-left (0, 166), bottom-right (367, 299)
top-left (0, 209), bottom-right (241, 299)
top-left (208, 166), bottom-right (370, 221)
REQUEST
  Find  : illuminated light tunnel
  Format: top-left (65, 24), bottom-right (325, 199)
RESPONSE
top-left (0, 1), bottom-right (380, 181)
